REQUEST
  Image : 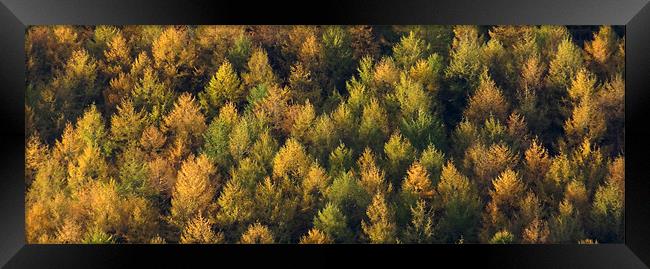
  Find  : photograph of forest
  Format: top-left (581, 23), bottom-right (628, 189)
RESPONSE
top-left (25, 25), bottom-right (624, 244)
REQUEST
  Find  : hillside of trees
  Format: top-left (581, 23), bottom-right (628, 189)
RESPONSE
top-left (25, 25), bottom-right (624, 244)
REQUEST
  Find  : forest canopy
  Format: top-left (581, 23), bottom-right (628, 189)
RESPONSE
top-left (25, 25), bottom-right (624, 244)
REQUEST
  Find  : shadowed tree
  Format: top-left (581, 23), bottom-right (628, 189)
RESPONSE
top-left (584, 26), bottom-right (621, 79)
top-left (384, 132), bottom-right (416, 187)
top-left (299, 228), bottom-right (333, 244)
top-left (436, 161), bottom-right (481, 242)
top-left (589, 156), bottom-right (624, 242)
top-left (550, 200), bottom-right (585, 243)
top-left (403, 199), bottom-right (435, 243)
top-left (358, 99), bottom-right (390, 153)
top-left (215, 177), bottom-right (255, 237)
top-left (313, 203), bottom-right (351, 242)
top-left (110, 100), bottom-right (146, 150)
top-left (151, 26), bottom-right (197, 92)
top-left (481, 169), bottom-right (527, 242)
top-left (242, 47), bottom-right (278, 91)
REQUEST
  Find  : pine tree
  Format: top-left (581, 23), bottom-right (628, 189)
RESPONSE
top-left (253, 177), bottom-right (299, 242)
top-left (57, 49), bottom-right (100, 119)
top-left (199, 60), bottom-right (244, 118)
top-left (252, 85), bottom-right (290, 135)
top-left (215, 177), bottom-right (255, 230)
top-left (326, 171), bottom-right (370, 225)
top-left (121, 195), bottom-right (159, 243)
top-left (464, 72), bottom-right (509, 125)
top-left (393, 31), bottom-right (430, 69)
top-left (331, 103), bottom-right (357, 147)
top-left (362, 192), bottom-right (397, 243)
top-left (151, 26), bottom-right (197, 91)
top-left (321, 26), bottom-right (354, 92)
top-left (301, 162), bottom-right (331, 211)
top-left (227, 33), bottom-right (253, 73)
top-left (489, 229), bottom-right (514, 244)
top-left (67, 145), bottom-right (110, 192)
top-left (290, 100), bottom-right (316, 144)
top-left (400, 109), bottom-right (445, 151)
top-left (179, 215), bottom-right (224, 244)
top-left (328, 143), bottom-right (354, 175)
top-left (162, 93), bottom-right (207, 150)
top-left (103, 31), bottom-right (131, 78)
top-left (358, 98), bottom-right (390, 153)
top-left (169, 154), bottom-right (217, 228)
top-left (110, 100), bottom-right (146, 149)
top-left (117, 143), bottom-right (150, 196)
top-left (372, 56), bottom-right (400, 94)
top-left (75, 104), bottom-right (110, 151)
top-left (563, 74), bottom-right (606, 149)
top-left (445, 25), bottom-right (485, 88)
top-left (289, 64), bottom-right (321, 105)
top-left (596, 75), bottom-right (624, 155)
top-left (202, 115), bottom-right (233, 170)
top-left (403, 199), bottom-right (435, 243)
top-left (25, 134), bottom-right (49, 186)
top-left (481, 169), bottom-right (526, 242)
top-left (242, 47), bottom-right (278, 90)
top-left (522, 217), bottom-right (550, 244)
top-left (408, 53), bottom-right (444, 95)
top-left (299, 228), bottom-right (333, 244)
top-left (401, 161), bottom-right (434, 202)
top-left (451, 119), bottom-right (481, 159)
top-left (550, 200), bottom-right (584, 243)
top-left (357, 148), bottom-right (391, 196)
top-left (393, 73), bottom-right (432, 119)
top-left (547, 38), bottom-right (584, 90)
top-left (272, 138), bottom-right (312, 182)
top-left (348, 25), bottom-right (380, 61)
top-left (419, 144), bottom-right (445, 185)
top-left (436, 161), bottom-right (481, 242)
top-left (585, 26), bottom-right (619, 79)
top-left (140, 125), bottom-right (166, 154)
top-left (308, 114), bottom-right (336, 153)
top-left (523, 138), bottom-right (552, 199)
top-left (384, 132), bottom-right (416, 186)
top-left (227, 116), bottom-right (254, 163)
top-left (146, 156), bottom-right (175, 197)
top-left (589, 157), bottom-right (624, 242)
top-left (131, 67), bottom-right (175, 124)
top-left (463, 143), bottom-right (517, 197)
top-left (240, 222), bottom-right (274, 244)
top-left (250, 130), bottom-right (279, 170)
top-left (313, 203), bottom-right (351, 242)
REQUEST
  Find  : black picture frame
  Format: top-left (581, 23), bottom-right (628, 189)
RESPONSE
top-left (1, 0), bottom-right (649, 268)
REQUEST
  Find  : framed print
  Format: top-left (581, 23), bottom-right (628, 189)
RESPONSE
top-left (0, 0), bottom-right (649, 268)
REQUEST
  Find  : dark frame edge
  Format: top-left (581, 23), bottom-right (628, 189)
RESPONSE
top-left (0, 0), bottom-right (27, 268)
top-left (0, 0), bottom-right (649, 268)
top-left (625, 0), bottom-right (650, 268)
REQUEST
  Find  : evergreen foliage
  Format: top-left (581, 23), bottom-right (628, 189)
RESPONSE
top-left (25, 25), bottom-right (625, 244)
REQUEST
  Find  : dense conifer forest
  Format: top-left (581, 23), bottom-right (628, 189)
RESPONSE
top-left (25, 25), bottom-right (624, 244)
